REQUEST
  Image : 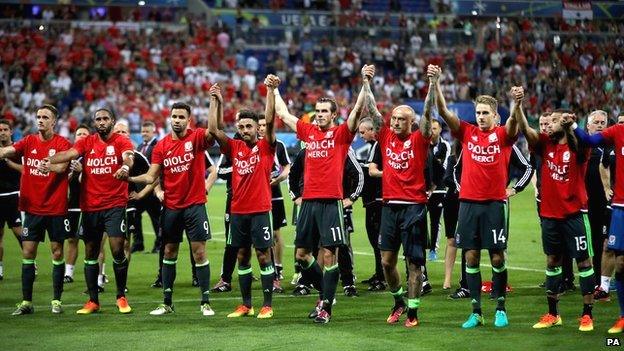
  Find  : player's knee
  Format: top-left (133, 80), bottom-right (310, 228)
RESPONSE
top-left (407, 256), bottom-right (425, 267)
top-left (295, 249), bottom-right (309, 262)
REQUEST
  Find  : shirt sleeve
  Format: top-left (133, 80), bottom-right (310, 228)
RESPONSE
top-left (195, 128), bottom-right (214, 151)
top-left (12, 136), bottom-right (28, 156)
top-left (72, 136), bottom-right (88, 156)
top-left (151, 142), bottom-right (163, 165)
top-left (296, 119), bottom-right (312, 142)
top-left (220, 137), bottom-right (234, 156)
top-left (119, 137), bottom-right (134, 154)
top-left (204, 151), bottom-right (214, 168)
top-left (451, 120), bottom-right (469, 141)
top-left (337, 122), bottom-right (356, 145)
top-left (601, 125), bottom-right (617, 145)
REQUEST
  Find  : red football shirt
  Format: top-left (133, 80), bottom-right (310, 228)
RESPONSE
top-left (224, 138), bottom-right (275, 214)
top-left (453, 120), bottom-right (516, 201)
top-left (296, 120), bottom-right (355, 199)
top-left (378, 126), bottom-right (430, 203)
top-left (600, 125), bottom-right (624, 207)
top-left (73, 133), bottom-right (134, 212)
top-left (535, 133), bottom-right (589, 218)
top-left (13, 134), bottom-right (71, 215)
top-left (152, 128), bottom-right (212, 210)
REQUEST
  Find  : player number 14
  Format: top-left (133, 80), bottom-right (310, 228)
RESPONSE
top-left (492, 229), bottom-right (506, 244)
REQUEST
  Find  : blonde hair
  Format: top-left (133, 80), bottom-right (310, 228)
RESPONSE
top-left (474, 95), bottom-right (498, 114)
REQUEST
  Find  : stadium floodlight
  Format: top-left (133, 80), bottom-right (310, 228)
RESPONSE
top-left (138, 0), bottom-right (146, 5)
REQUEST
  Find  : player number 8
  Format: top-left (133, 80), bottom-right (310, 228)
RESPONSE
top-left (64, 219), bottom-right (71, 233)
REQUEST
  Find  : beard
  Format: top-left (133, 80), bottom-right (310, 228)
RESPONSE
top-left (97, 125), bottom-right (113, 138)
top-left (548, 130), bottom-right (565, 142)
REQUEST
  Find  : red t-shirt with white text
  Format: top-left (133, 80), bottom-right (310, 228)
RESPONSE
top-left (296, 120), bottom-right (355, 199)
top-left (534, 133), bottom-right (589, 218)
top-left (225, 138), bottom-right (275, 214)
top-left (453, 120), bottom-right (516, 201)
top-left (378, 126), bottom-right (430, 203)
top-left (152, 128), bottom-right (212, 210)
top-left (73, 133), bottom-right (134, 212)
top-left (13, 134), bottom-right (71, 215)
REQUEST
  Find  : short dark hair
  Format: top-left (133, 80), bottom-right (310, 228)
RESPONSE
top-left (76, 124), bottom-right (91, 133)
top-left (237, 109), bottom-right (259, 122)
top-left (94, 108), bottom-right (116, 120)
top-left (257, 113), bottom-right (266, 121)
top-left (316, 97), bottom-right (338, 113)
top-left (142, 121), bottom-right (156, 129)
top-left (0, 119), bottom-right (12, 129)
top-left (171, 102), bottom-right (191, 116)
top-left (39, 104), bottom-right (59, 119)
top-left (431, 119), bottom-right (442, 127)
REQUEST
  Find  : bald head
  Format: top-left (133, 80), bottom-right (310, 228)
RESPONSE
top-left (114, 122), bottom-right (130, 138)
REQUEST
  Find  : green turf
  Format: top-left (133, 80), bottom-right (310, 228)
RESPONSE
top-left (0, 184), bottom-right (619, 350)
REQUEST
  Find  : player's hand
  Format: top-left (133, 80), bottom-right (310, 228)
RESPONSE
top-left (426, 65), bottom-right (441, 83)
top-left (294, 197), bottom-right (302, 206)
top-left (264, 74), bottom-right (280, 88)
top-left (560, 113), bottom-right (575, 129)
top-left (155, 189), bottom-right (164, 202)
top-left (361, 64), bottom-right (375, 81)
top-left (606, 188), bottom-right (614, 201)
top-left (342, 198), bottom-right (354, 208)
top-left (38, 157), bottom-right (51, 174)
top-left (129, 191), bottom-right (139, 201)
top-left (114, 165), bottom-right (129, 180)
top-left (506, 188), bottom-right (517, 198)
top-left (70, 159), bottom-right (82, 173)
top-left (209, 84), bottom-right (223, 104)
top-left (510, 86), bottom-right (524, 103)
top-left (269, 178), bottom-right (279, 187)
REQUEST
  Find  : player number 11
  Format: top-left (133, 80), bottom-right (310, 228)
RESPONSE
top-left (331, 227), bottom-right (342, 242)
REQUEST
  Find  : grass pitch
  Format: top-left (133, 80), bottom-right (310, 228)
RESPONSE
top-left (0, 184), bottom-right (619, 350)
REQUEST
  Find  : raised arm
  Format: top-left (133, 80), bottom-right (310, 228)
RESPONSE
top-left (347, 65), bottom-right (375, 133)
top-left (273, 85), bottom-right (299, 132)
top-left (420, 80), bottom-right (435, 138)
top-left (573, 126), bottom-right (607, 147)
top-left (264, 75), bottom-right (278, 145)
top-left (427, 65), bottom-right (460, 133)
top-left (511, 86), bottom-right (539, 147)
top-left (208, 84), bottom-right (231, 154)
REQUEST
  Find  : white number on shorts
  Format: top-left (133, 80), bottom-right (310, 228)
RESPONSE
top-left (64, 219), bottom-right (71, 233)
top-left (120, 219), bottom-right (126, 233)
top-left (575, 236), bottom-right (587, 251)
top-left (203, 221), bottom-right (209, 234)
top-left (492, 229), bottom-right (506, 244)
top-left (263, 226), bottom-right (271, 240)
top-left (331, 227), bottom-right (342, 242)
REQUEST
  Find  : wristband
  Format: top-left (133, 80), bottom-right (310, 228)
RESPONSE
top-left (273, 88), bottom-right (280, 96)
top-left (121, 165), bottom-right (130, 172)
top-left (571, 122), bottom-right (578, 130)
